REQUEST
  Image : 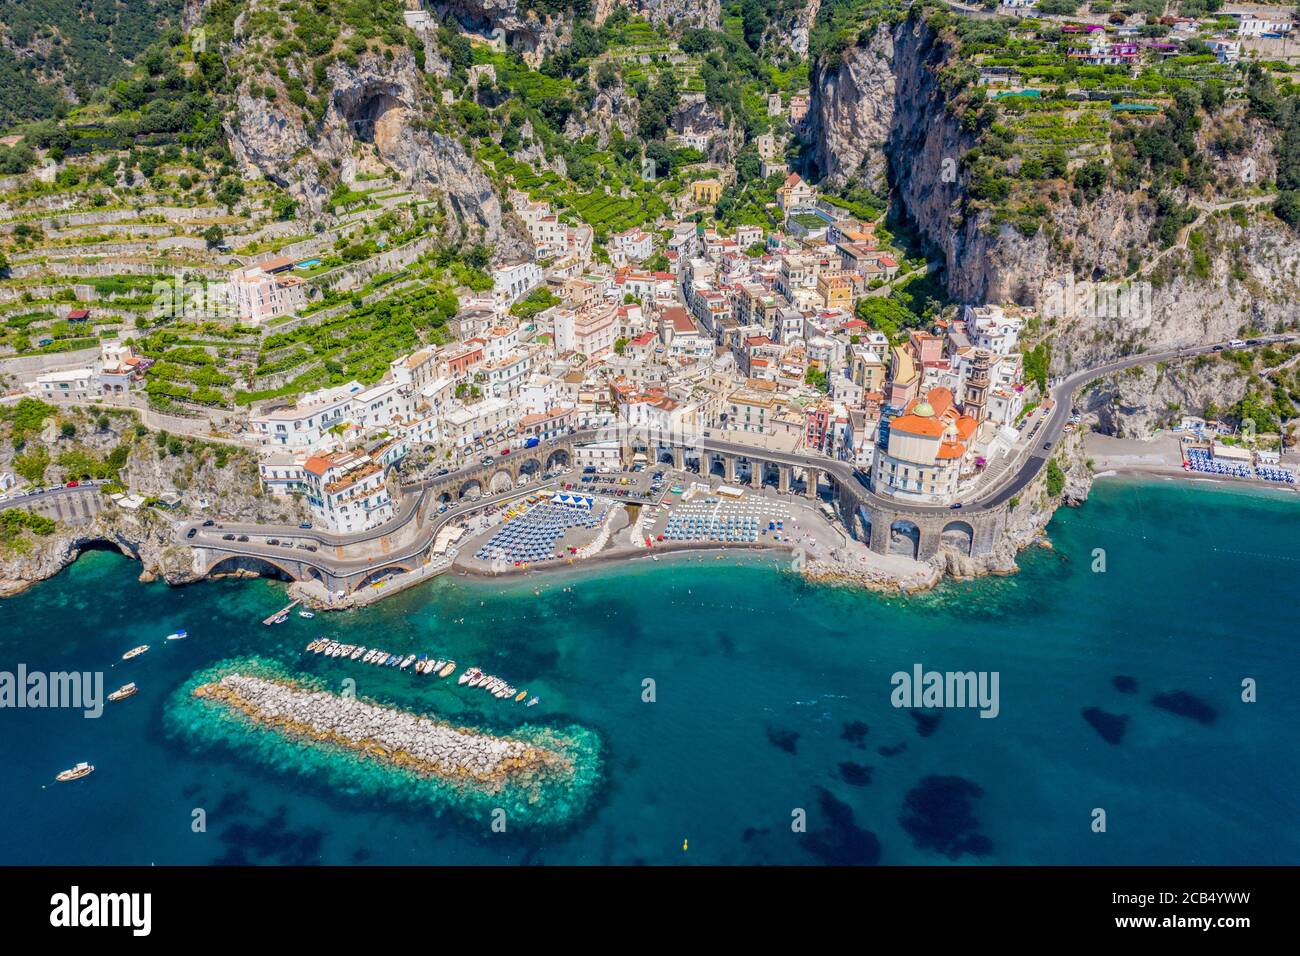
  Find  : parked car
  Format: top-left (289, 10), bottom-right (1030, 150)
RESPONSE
top-left (186, 528), bottom-right (198, 539)
top-left (267, 539), bottom-right (280, 546)
top-left (482, 456), bottom-right (495, 466)
top-left (202, 519), bottom-right (216, 527)
top-left (1042, 442), bottom-right (1052, 450)
top-left (222, 533), bottom-right (236, 541)
top-left (237, 535), bottom-right (249, 543)
top-left (500, 448), bottom-right (511, 456)
top-left (65, 480), bottom-right (79, 488)
top-left (949, 503), bottom-right (963, 510)
top-left (299, 521), bottom-right (312, 529)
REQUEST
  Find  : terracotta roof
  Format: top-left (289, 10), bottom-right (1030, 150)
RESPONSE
top-left (303, 455), bottom-right (333, 476)
top-left (889, 414), bottom-right (945, 438)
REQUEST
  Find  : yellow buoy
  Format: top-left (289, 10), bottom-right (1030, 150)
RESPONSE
top-left (682, 839), bottom-right (688, 852)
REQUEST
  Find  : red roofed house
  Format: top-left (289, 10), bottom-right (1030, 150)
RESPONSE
top-left (777, 172), bottom-right (816, 212)
top-left (301, 442), bottom-right (402, 533)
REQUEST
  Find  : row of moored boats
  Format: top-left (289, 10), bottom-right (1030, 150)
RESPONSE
top-left (303, 640), bottom-right (537, 705)
top-left (305, 639), bottom-right (457, 678)
top-left (457, 667), bottom-right (534, 704)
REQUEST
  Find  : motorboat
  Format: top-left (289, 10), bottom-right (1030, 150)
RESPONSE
top-left (439, 661), bottom-right (456, 678)
top-left (56, 762), bottom-right (94, 782)
top-left (108, 683), bottom-right (138, 702)
top-left (165, 630), bottom-right (187, 641)
top-left (122, 645), bottom-right (149, 661)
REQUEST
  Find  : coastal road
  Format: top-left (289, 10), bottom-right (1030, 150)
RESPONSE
top-left (972, 333), bottom-right (1299, 510)
top-left (174, 334), bottom-right (1297, 570)
top-left (689, 333), bottom-right (1296, 517)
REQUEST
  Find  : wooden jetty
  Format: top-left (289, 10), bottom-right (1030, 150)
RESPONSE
top-left (262, 600), bottom-right (300, 626)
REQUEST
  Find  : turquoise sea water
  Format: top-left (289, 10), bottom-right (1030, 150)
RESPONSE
top-left (1, 476), bottom-right (1297, 865)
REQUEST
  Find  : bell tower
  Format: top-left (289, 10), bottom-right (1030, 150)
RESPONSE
top-left (965, 349), bottom-right (992, 423)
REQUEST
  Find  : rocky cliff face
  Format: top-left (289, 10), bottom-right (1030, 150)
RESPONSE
top-left (808, 26), bottom-right (899, 192)
top-left (936, 425), bottom-right (1092, 581)
top-left (566, 84), bottom-right (639, 147)
top-left (1081, 357), bottom-right (1249, 440)
top-left (788, 0), bottom-right (821, 57)
top-left (623, 0), bottom-right (721, 31)
top-left (0, 413), bottom-right (307, 596)
top-left (226, 41), bottom-right (531, 262)
top-left (809, 14), bottom-right (1300, 373)
top-left (673, 97), bottom-right (742, 166)
top-left (432, 0), bottom-right (571, 64)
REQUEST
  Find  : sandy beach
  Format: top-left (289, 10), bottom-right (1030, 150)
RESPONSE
top-left (1084, 432), bottom-right (1300, 495)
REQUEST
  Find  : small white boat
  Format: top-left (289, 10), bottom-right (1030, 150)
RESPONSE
top-left (56, 762), bottom-right (94, 782)
top-left (165, 630), bottom-right (187, 641)
top-left (108, 683), bottom-right (138, 702)
top-left (399, 655), bottom-right (416, 670)
top-left (458, 668), bottom-right (479, 686)
top-left (439, 661), bottom-right (456, 678)
top-left (526, 697), bottom-right (539, 707)
top-left (351, 646), bottom-right (366, 660)
top-left (122, 645), bottom-right (149, 661)
top-left (299, 611), bottom-right (315, 619)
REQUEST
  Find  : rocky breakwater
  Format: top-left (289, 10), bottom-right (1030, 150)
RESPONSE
top-left (800, 554), bottom-right (943, 594)
top-left (168, 659), bottom-right (602, 824)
